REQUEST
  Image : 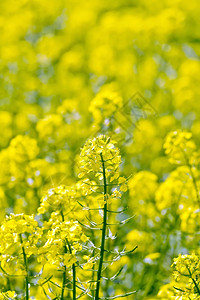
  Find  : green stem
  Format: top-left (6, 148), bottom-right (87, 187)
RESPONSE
top-left (95, 153), bottom-right (107, 300)
top-left (92, 249), bottom-right (95, 298)
top-left (105, 239), bottom-right (110, 297)
top-left (187, 267), bottom-right (200, 295)
top-left (61, 211), bottom-right (67, 300)
top-left (192, 277), bottom-right (200, 295)
top-left (20, 234), bottom-right (29, 300)
top-left (88, 206), bottom-right (96, 298)
top-left (66, 239), bottom-right (76, 300)
top-left (61, 263), bottom-right (67, 300)
top-left (60, 210), bottom-right (76, 300)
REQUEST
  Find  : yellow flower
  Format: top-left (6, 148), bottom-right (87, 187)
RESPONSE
top-left (78, 135), bottom-right (121, 182)
top-left (164, 130), bottom-right (199, 165)
top-left (0, 291), bottom-right (16, 299)
top-left (38, 184), bottom-right (77, 215)
top-left (38, 218), bottom-right (88, 268)
top-left (63, 253), bottom-right (77, 267)
top-left (89, 83), bottom-right (123, 126)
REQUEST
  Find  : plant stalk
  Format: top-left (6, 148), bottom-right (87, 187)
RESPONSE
top-left (61, 210), bottom-right (76, 300)
top-left (95, 153), bottom-right (107, 300)
top-left (20, 234), bottom-right (29, 300)
top-left (187, 267), bottom-right (200, 295)
top-left (66, 239), bottom-right (76, 300)
top-left (61, 211), bottom-right (67, 300)
top-left (61, 263), bottom-right (67, 300)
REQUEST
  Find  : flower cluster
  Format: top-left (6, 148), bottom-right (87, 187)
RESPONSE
top-left (38, 185), bottom-right (77, 215)
top-left (0, 213), bottom-right (39, 251)
top-left (89, 83), bottom-right (123, 130)
top-left (164, 130), bottom-right (199, 165)
top-left (180, 206), bottom-right (200, 233)
top-left (155, 166), bottom-right (197, 211)
top-left (78, 135), bottom-right (121, 182)
top-left (157, 282), bottom-right (176, 299)
top-left (172, 253), bottom-right (200, 282)
top-left (0, 135), bottom-right (39, 183)
top-left (171, 253), bottom-right (200, 298)
top-left (129, 171), bottom-right (158, 217)
top-left (1, 0), bottom-right (200, 297)
top-left (158, 253), bottom-right (200, 299)
top-left (0, 214), bottom-right (40, 274)
top-left (9, 135), bottom-right (39, 163)
top-left (0, 291), bottom-right (16, 299)
top-left (38, 217), bottom-right (88, 268)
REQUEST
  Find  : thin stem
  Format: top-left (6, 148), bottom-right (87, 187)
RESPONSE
top-left (66, 239), bottom-right (76, 300)
top-left (95, 152), bottom-right (107, 300)
top-left (19, 234), bottom-right (29, 300)
top-left (60, 210), bottom-right (76, 300)
top-left (88, 202), bottom-right (96, 299)
top-left (61, 211), bottom-right (68, 300)
top-left (187, 266), bottom-right (200, 295)
top-left (105, 238), bottom-right (110, 298)
top-left (191, 277), bottom-right (200, 295)
top-left (61, 264), bottom-right (67, 300)
top-left (91, 249), bottom-right (95, 298)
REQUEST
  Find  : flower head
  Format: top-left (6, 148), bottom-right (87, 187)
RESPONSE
top-left (38, 185), bottom-right (77, 215)
top-left (164, 130), bottom-right (198, 165)
top-left (78, 135), bottom-right (121, 182)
